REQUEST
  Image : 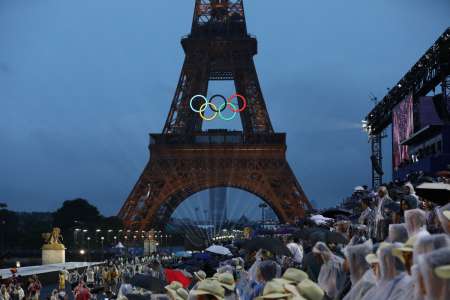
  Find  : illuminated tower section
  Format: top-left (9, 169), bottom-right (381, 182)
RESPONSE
top-left (209, 187), bottom-right (227, 226)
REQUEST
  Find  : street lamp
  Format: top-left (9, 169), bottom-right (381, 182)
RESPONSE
top-left (86, 237), bottom-right (91, 261)
top-left (101, 236), bottom-right (105, 260)
top-left (80, 249), bottom-right (86, 262)
top-left (74, 228), bottom-right (81, 246)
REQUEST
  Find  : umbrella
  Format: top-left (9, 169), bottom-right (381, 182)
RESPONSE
top-left (242, 237), bottom-right (291, 257)
top-left (233, 239), bottom-right (246, 248)
top-left (309, 230), bottom-right (348, 245)
top-left (321, 208), bottom-right (352, 218)
top-left (125, 294), bottom-right (151, 300)
top-left (192, 252), bottom-right (211, 260)
top-left (275, 226), bottom-right (297, 234)
top-left (416, 182), bottom-right (450, 205)
top-left (205, 245), bottom-right (232, 256)
top-left (164, 269), bottom-right (192, 288)
top-left (436, 170), bottom-right (450, 178)
top-left (174, 251), bottom-right (192, 258)
top-left (310, 214), bottom-right (333, 225)
top-left (354, 186), bottom-right (365, 192)
top-left (130, 274), bottom-right (165, 292)
top-left (90, 287), bottom-right (105, 294)
top-left (114, 242), bottom-right (125, 248)
top-left (292, 227), bottom-right (329, 241)
top-left (176, 269), bottom-right (193, 279)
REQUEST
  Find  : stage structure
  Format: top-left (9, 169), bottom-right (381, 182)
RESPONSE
top-left (118, 0), bottom-right (311, 230)
top-left (364, 27), bottom-right (450, 180)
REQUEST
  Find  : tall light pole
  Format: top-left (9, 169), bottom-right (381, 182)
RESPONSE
top-left (87, 237), bottom-right (91, 261)
top-left (0, 203), bottom-right (6, 254)
top-left (100, 236), bottom-right (105, 260)
top-left (258, 203), bottom-right (268, 226)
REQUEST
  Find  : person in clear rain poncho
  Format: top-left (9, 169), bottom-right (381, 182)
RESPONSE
top-left (312, 242), bottom-right (345, 299)
top-left (374, 186), bottom-right (394, 241)
top-left (361, 243), bottom-right (405, 300)
top-left (391, 234), bottom-right (450, 300)
top-left (417, 247), bottom-right (450, 300)
top-left (405, 209), bottom-right (430, 241)
top-left (342, 240), bottom-right (374, 300)
top-left (386, 223), bottom-right (409, 243)
top-left (438, 203), bottom-right (450, 235)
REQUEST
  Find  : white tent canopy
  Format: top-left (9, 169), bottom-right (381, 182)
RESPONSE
top-left (206, 244), bottom-right (232, 256)
top-left (115, 242), bottom-right (125, 248)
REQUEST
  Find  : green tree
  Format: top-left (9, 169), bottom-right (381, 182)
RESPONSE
top-left (53, 198), bottom-right (101, 230)
top-left (100, 216), bottom-right (123, 230)
top-left (0, 209), bottom-right (19, 252)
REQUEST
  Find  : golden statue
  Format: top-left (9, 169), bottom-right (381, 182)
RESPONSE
top-left (42, 227), bottom-right (65, 250)
top-left (243, 227), bottom-right (252, 239)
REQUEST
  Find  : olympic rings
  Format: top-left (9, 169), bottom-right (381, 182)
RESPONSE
top-left (227, 94), bottom-right (247, 113)
top-left (189, 93), bottom-right (247, 121)
top-left (199, 102), bottom-right (218, 121)
top-left (218, 102), bottom-right (237, 121)
top-left (189, 95), bottom-right (207, 113)
top-left (209, 94), bottom-right (227, 112)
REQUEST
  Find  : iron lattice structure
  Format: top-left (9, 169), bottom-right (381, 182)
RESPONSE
top-left (370, 133), bottom-right (384, 189)
top-left (365, 27), bottom-right (450, 134)
top-left (118, 0), bottom-right (311, 230)
top-left (162, 0), bottom-right (273, 135)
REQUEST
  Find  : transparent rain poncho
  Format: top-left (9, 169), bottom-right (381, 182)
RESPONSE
top-left (404, 182), bottom-right (418, 198)
top-left (405, 209), bottom-right (430, 239)
top-left (393, 234), bottom-right (450, 300)
top-left (343, 240), bottom-right (373, 285)
top-left (361, 244), bottom-right (405, 300)
top-left (438, 203), bottom-right (450, 235)
top-left (413, 234), bottom-right (450, 264)
top-left (313, 242), bottom-right (345, 299)
top-left (417, 247), bottom-right (450, 300)
top-left (342, 240), bottom-right (374, 300)
top-left (386, 223), bottom-right (409, 243)
top-left (344, 269), bottom-right (376, 300)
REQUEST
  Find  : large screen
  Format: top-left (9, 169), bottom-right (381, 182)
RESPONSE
top-left (392, 93), bottom-right (414, 170)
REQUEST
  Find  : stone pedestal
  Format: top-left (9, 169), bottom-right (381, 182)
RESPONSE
top-left (42, 245), bottom-right (66, 265)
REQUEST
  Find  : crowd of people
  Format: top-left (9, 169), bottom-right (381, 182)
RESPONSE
top-left (1, 176), bottom-right (450, 300)
top-left (1, 274), bottom-right (41, 300)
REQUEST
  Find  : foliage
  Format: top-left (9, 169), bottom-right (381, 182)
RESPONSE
top-left (0, 198), bottom-right (123, 254)
top-left (53, 198), bottom-right (102, 230)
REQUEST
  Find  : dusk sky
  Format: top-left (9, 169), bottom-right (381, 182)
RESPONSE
top-left (1, 0), bottom-right (449, 218)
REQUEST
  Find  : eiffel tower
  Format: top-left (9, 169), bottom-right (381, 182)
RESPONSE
top-left (118, 0), bottom-right (311, 230)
